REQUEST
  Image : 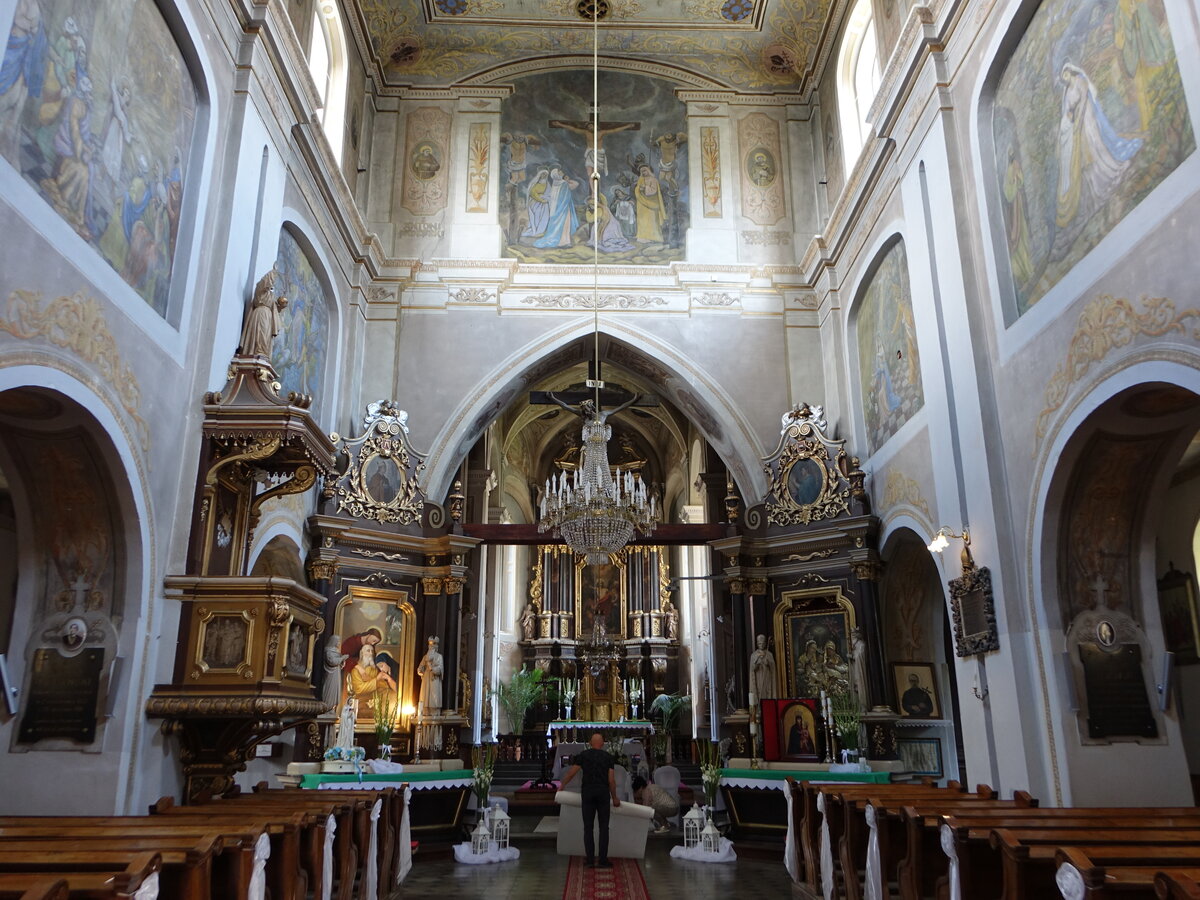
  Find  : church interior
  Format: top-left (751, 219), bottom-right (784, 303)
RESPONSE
top-left (0, 0), bottom-right (1199, 895)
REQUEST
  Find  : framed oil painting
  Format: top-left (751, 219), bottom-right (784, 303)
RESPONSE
top-left (897, 737), bottom-right (943, 777)
top-left (761, 698), bottom-right (824, 762)
top-left (775, 591), bottom-right (855, 699)
top-left (893, 662), bottom-right (941, 719)
top-left (333, 588), bottom-right (415, 731)
top-left (1157, 564), bottom-right (1200, 665)
top-left (576, 557), bottom-right (626, 639)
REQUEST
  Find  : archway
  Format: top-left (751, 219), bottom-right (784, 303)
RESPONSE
top-left (1039, 380), bottom-right (1200, 806)
top-left (880, 527), bottom-right (966, 784)
top-left (0, 383), bottom-right (144, 814)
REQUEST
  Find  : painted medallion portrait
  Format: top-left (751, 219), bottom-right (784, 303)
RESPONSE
top-left (745, 146), bottom-right (777, 188)
top-left (787, 457), bottom-right (825, 507)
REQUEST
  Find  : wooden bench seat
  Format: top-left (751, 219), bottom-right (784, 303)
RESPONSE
top-left (1056, 846), bottom-right (1200, 900)
top-left (0, 851), bottom-right (160, 900)
top-left (1155, 872), bottom-right (1200, 899)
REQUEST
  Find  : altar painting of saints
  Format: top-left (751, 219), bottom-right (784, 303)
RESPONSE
top-left (785, 610), bottom-right (851, 698)
top-left (990, 0), bottom-right (1193, 315)
top-left (579, 561), bottom-right (623, 638)
top-left (334, 595), bottom-right (412, 729)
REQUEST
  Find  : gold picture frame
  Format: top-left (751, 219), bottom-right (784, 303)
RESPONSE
top-left (333, 587), bottom-right (416, 731)
top-left (575, 555), bottom-right (627, 639)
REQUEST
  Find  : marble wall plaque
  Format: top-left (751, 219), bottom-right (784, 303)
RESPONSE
top-left (1079, 642), bottom-right (1157, 739)
top-left (17, 648), bottom-right (103, 744)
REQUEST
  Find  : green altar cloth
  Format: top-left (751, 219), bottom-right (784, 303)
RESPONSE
top-left (721, 768), bottom-right (890, 784)
top-left (299, 768), bottom-right (473, 789)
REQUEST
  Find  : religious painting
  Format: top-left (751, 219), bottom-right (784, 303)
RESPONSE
top-left (333, 589), bottom-right (415, 731)
top-left (990, 0), bottom-right (1194, 316)
top-left (761, 697), bottom-right (825, 762)
top-left (786, 456), bottom-right (826, 507)
top-left (854, 239), bottom-right (923, 454)
top-left (498, 69), bottom-right (688, 264)
top-left (892, 661), bottom-right (941, 719)
top-left (199, 613), bottom-right (250, 672)
top-left (897, 737), bottom-right (943, 777)
top-left (577, 557), bottom-right (625, 639)
top-left (0, 0), bottom-right (197, 316)
top-left (400, 107), bottom-right (451, 215)
top-left (776, 593), bottom-right (854, 699)
top-left (272, 228), bottom-right (330, 412)
top-left (738, 112), bottom-right (785, 225)
top-left (1157, 564), bottom-right (1200, 665)
top-left (362, 452), bottom-right (405, 505)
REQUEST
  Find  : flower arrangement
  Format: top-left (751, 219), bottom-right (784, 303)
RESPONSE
top-left (471, 743), bottom-right (497, 808)
top-left (372, 686), bottom-right (400, 759)
top-left (829, 691), bottom-right (863, 753)
top-left (697, 739), bottom-right (722, 809)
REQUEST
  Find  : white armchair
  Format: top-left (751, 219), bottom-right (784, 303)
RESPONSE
top-left (554, 790), bottom-right (654, 859)
top-left (652, 765), bottom-right (682, 826)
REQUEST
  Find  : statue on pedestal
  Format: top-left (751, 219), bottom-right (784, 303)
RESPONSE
top-left (335, 685), bottom-right (357, 750)
top-left (239, 267), bottom-right (288, 359)
top-left (520, 603), bottom-right (536, 641)
top-left (850, 627), bottom-right (870, 705)
top-left (417, 635), bottom-right (444, 714)
top-left (321, 634), bottom-right (348, 712)
top-left (749, 633), bottom-right (778, 699)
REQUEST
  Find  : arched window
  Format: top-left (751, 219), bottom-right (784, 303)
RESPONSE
top-left (837, 0), bottom-right (882, 172)
top-left (307, 1), bottom-right (347, 162)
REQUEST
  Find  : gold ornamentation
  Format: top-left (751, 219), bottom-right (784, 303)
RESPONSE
top-left (0, 290), bottom-right (150, 450)
top-left (783, 550), bottom-right (836, 562)
top-left (334, 401), bottom-right (427, 525)
top-left (850, 561), bottom-right (883, 582)
top-left (1036, 295), bottom-right (1200, 446)
top-left (881, 469), bottom-right (932, 521)
top-left (762, 404), bottom-right (852, 526)
top-left (422, 577), bottom-right (445, 595)
top-left (749, 579), bottom-right (768, 595)
top-left (443, 576), bottom-right (465, 595)
top-left (351, 548), bottom-right (410, 563)
top-left (465, 122), bottom-right (490, 213)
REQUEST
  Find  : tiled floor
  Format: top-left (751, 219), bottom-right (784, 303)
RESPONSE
top-left (392, 826), bottom-right (801, 898)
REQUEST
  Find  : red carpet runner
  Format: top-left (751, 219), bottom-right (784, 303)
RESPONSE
top-left (562, 857), bottom-right (651, 900)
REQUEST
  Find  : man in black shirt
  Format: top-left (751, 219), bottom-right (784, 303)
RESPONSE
top-left (560, 732), bottom-right (621, 867)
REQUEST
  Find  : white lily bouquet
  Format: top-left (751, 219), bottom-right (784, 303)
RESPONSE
top-left (471, 743), bottom-right (497, 809)
top-left (697, 739), bottom-right (722, 810)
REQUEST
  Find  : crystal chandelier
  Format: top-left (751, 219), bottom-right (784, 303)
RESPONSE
top-left (534, 3), bottom-right (657, 564)
top-left (579, 617), bottom-right (622, 676)
top-left (538, 411), bottom-right (657, 564)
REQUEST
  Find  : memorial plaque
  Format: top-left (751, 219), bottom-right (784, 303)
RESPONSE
top-left (1079, 642), bottom-right (1158, 740)
top-left (17, 648), bottom-right (104, 744)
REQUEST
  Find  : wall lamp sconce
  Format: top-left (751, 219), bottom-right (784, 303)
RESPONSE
top-left (928, 526), bottom-right (976, 570)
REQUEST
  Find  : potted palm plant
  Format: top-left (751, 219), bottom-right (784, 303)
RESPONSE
top-left (648, 692), bottom-right (692, 763)
top-left (492, 666), bottom-right (546, 735)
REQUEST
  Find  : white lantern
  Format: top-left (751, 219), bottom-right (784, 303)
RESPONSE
top-left (683, 805), bottom-right (705, 849)
top-left (471, 819), bottom-right (490, 856)
top-left (490, 804), bottom-right (510, 850)
top-left (701, 819), bottom-right (721, 854)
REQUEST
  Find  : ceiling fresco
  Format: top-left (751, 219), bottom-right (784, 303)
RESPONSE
top-left (353, 0), bottom-right (833, 91)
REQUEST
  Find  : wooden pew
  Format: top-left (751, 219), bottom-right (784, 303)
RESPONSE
top-left (1155, 872), bottom-right (1200, 899)
top-left (991, 828), bottom-right (1200, 900)
top-left (0, 836), bottom-right (219, 900)
top-left (939, 811), bottom-right (1200, 900)
top-left (0, 817), bottom-right (273, 900)
top-left (154, 795), bottom-right (349, 900)
top-left (0, 851), bottom-right (160, 900)
top-left (798, 782), bottom-right (967, 897)
top-left (853, 791), bottom-right (1035, 900)
top-left (15, 880), bottom-right (67, 900)
top-left (1055, 846), bottom-right (1200, 900)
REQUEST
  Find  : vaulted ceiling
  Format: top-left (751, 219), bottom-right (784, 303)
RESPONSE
top-left (350, 0), bottom-right (841, 92)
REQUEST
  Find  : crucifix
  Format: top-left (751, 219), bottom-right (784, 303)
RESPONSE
top-left (69, 574), bottom-right (92, 610)
top-left (548, 116), bottom-right (640, 176)
top-left (1089, 573), bottom-right (1109, 609)
top-left (528, 362), bottom-right (659, 421)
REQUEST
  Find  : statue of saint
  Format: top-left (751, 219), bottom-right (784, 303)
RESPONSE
top-left (520, 603), bottom-right (536, 641)
top-left (416, 635), bottom-right (444, 714)
top-left (335, 687), bottom-right (357, 750)
top-left (662, 598), bottom-right (679, 641)
top-left (850, 627), bottom-right (870, 704)
top-left (239, 267), bottom-right (288, 359)
top-left (321, 634), bottom-right (348, 712)
top-left (749, 633), bottom-right (778, 699)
